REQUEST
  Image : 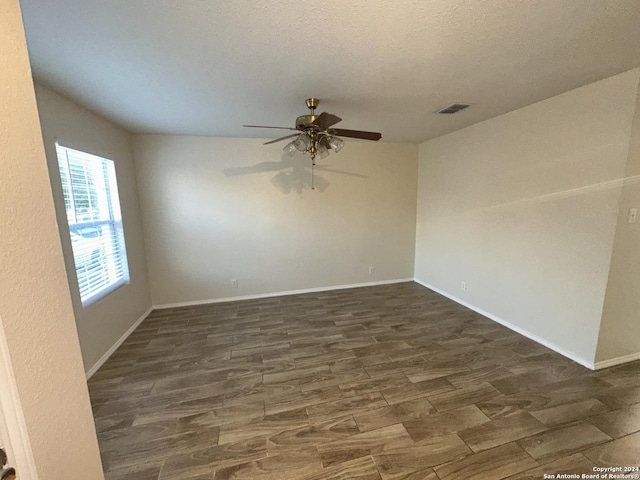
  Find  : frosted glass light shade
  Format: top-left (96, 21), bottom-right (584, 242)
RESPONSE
top-left (293, 134), bottom-right (309, 152)
top-left (328, 136), bottom-right (344, 153)
top-left (283, 141), bottom-right (297, 157)
top-left (317, 143), bottom-right (329, 159)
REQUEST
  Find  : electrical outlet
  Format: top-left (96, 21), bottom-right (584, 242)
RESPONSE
top-left (629, 208), bottom-right (638, 224)
top-left (231, 279), bottom-right (238, 288)
top-left (461, 281), bottom-right (467, 291)
top-left (368, 266), bottom-right (375, 275)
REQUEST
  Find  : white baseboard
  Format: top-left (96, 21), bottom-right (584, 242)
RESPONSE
top-left (85, 306), bottom-right (153, 380)
top-left (413, 278), bottom-right (596, 370)
top-left (153, 278), bottom-right (415, 310)
top-left (594, 352), bottom-right (640, 370)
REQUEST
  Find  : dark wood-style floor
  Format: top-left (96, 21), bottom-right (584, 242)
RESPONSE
top-left (88, 282), bottom-right (640, 480)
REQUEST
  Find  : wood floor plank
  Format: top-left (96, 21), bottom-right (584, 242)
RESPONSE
top-left (503, 453), bottom-right (597, 480)
top-left (602, 384), bottom-right (640, 406)
top-left (426, 382), bottom-right (500, 412)
top-left (264, 386), bottom-right (343, 416)
top-left (364, 357), bottom-right (428, 379)
top-left (217, 407), bottom-right (309, 445)
top-left (299, 368), bottom-right (370, 393)
top-left (266, 415), bottom-right (360, 453)
top-left (476, 392), bottom-right (554, 419)
top-left (223, 382), bottom-right (301, 408)
top-left (446, 366), bottom-right (514, 388)
top-left (212, 447), bottom-right (322, 480)
top-left (353, 397), bottom-right (436, 432)
top-left (517, 422), bottom-right (612, 464)
top-left (433, 443), bottom-right (538, 480)
top-left (403, 361), bottom-right (469, 383)
top-left (382, 376), bottom-right (455, 405)
top-left (583, 430), bottom-right (640, 467)
top-left (306, 392), bottom-right (389, 423)
top-left (262, 364), bottom-right (330, 385)
top-left (586, 403), bottom-right (640, 438)
top-left (373, 433), bottom-right (471, 479)
top-left (297, 457), bottom-right (382, 480)
top-left (328, 353), bottom-right (389, 373)
top-left (402, 405), bottom-right (490, 441)
top-left (133, 402), bottom-right (264, 428)
top-left (103, 463), bottom-right (164, 480)
top-left (458, 411), bottom-right (548, 453)
top-left (529, 398), bottom-right (610, 427)
top-left (317, 424), bottom-right (414, 468)
top-left (376, 467), bottom-right (437, 480)
top-left (489, 370), bottom-right (561, 395)
top-left (540, 376), bottom-right (614, 403)
top-left (159, 436), bottom-right (268, 477)
top-left (339, 374), bottom-right (413, 398)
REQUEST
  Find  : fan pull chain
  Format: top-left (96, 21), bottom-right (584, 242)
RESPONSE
top-left (311, 160), bottom-right (315, 190)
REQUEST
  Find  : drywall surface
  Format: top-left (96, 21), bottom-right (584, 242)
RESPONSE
top-left (133, 136), bottom-right (418, 305)
top-left (596, 77), bottom-right (640, 364)
top-left (35, 83), bottom-right (152, 372)
top-left (0, 1), bottom-right (105, 478)
top-left (415, 69), bottom-right (640, 364)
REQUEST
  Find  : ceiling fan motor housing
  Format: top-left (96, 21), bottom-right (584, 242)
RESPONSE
top-left (296, 114), bottom-right (319, 129)
top-left (296, 98), bottom-right (321, 129)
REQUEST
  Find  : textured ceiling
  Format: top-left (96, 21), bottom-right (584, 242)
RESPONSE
top-left (19, 0), bottom-right (640, 143)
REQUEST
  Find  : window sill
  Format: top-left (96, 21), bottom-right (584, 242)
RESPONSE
top-left (81, 278), bottom-right (130, 308)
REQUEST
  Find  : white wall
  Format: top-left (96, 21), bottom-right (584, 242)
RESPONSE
top-left (134, 136), bottom-right (418, 305)
top-left (415, 69), bottom-right (640, 365)
top-left (596, 79), bottom-right (640, 365)
top-left (35, 83), bottom-right (152, 373)
top-left (0, 0), bottom-right (104, 477)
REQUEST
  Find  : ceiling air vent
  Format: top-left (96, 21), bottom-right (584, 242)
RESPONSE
top-left (436, 103), bottom-right (470, 114)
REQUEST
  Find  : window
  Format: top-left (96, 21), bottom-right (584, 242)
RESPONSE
top-left (56, 144), bottom-right (130, 306)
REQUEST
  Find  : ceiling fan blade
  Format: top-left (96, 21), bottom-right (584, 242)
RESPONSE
top-left (331, 128), bottom-right (382, 141)
top-left (312, 112), bottom-right (342, 130)
top-left (264, 133), bottom-right (299, 145)
top-left (243, 125), bottom-right (297, 131)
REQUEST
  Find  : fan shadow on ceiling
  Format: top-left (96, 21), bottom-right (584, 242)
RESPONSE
top-left (223, 154), bottom-right (367, 194)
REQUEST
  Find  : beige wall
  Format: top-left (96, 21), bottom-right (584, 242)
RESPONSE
top-left (0, 0), bottom-right (104, 477)
top-left (415, 69), bottom-right (640, 365)
top-left (133, 136), bottom-right (418, 305)
top-left (35, 83), bottom-right (152, 373)
top-left (596, 78), bottom-right (640, 364)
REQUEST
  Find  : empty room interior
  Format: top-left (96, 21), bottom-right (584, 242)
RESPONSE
top-left (3, 1), bottom-right (640, 479)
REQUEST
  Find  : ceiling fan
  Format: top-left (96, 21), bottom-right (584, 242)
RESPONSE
top-left (244, 98), bottom-right (382, 164)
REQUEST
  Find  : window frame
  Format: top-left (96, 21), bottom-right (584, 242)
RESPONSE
top-left (55, 143), bottom-right (130, 307)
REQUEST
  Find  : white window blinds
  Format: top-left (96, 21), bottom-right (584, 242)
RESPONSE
top-left (56, 144), bottom-right (130, 306)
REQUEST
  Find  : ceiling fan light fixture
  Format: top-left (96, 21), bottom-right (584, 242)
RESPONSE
top-left (283, 141), bottom-right (297, 157)
top-left (245, 99), bottom-right (381, 166)
top-left (328, 136), bottom-right (344, 153)
top-left (293, 133), bottom-right (309, 152)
